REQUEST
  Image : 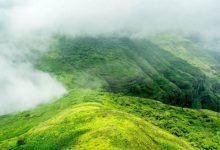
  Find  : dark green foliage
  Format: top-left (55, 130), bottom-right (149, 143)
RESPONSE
top-left (17, 138), bottom-right (25, 146)
top-left (38, 35), bottom-right (219, 111)
top-left (108, 93), bottom-right (220, 149)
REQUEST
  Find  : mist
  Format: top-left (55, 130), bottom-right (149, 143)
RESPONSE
top-left (0, 0), bottom-right (220, 115)
top-left (1, 0), bottom-right (220, 37)
top-left (0, 36), bottom-right (67, 115)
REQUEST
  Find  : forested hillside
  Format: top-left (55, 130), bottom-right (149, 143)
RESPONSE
top-left (38, 35), bottom-right (220, 111)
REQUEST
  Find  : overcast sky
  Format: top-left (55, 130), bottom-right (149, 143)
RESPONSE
top-left (1, 0), bottom-right (220, 37)
top-left (0, 0), bottom-right (220, 115)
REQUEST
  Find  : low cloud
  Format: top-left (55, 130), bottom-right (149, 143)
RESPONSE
top-left (2, 0), bottom-right (220, 37)
top-left (0, 39), bottom-right (66, 115)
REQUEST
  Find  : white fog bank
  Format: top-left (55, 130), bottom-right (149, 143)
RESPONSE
top-left (0, 38), bottom-right (66, 115)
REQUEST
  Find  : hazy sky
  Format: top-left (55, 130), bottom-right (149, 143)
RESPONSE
top-left (0, 0), bottom-right (220, 115)
top-left (1, 0), bottom-right (220, 37)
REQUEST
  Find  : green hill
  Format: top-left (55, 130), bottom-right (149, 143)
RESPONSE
top-left (0, 89), bottom-right (219, 150)
top-left (38, 35), bottom-right (220, 111)
top-left (1, 34), bottom-right (220, 150)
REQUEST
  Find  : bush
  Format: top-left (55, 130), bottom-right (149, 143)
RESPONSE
top-left (17, 138), bottom-right (25, 146)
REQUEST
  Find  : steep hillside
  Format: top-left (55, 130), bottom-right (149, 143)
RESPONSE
top-left (149, 34), bottom-right (220, 109)
top-left (38, 35), bottom-right (220, 111)
top-left (149, 34), bottom-right (220, 79)
top-left (0, 89), bottom-right (219, 150)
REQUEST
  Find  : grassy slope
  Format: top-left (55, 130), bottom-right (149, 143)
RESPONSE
top-left (1, 89), bottom-right (219, 149)
top-left (0, 90), bottom-right (195, 150)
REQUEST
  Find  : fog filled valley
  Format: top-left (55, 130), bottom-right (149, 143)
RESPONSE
top-left (0, 0), bottom-right (220, 150)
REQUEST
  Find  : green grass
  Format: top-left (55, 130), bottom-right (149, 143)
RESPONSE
top-left (0, 89), bottom-right (219, 149)
top-left (0, 90), bottom-right (192, 149)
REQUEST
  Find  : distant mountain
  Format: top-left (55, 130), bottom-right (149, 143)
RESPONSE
top-left (38, 35), bottom-right (220, 111)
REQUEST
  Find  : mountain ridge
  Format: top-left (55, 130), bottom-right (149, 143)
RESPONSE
top-left (1, 89), bottom-right (219, 149)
